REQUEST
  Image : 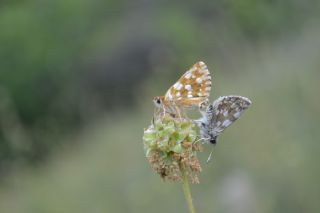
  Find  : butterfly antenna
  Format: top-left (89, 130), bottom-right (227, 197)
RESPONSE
top-left (206, 145), bottom-right (215, 163)
top-left (176, 106), bottom-right (182, 120)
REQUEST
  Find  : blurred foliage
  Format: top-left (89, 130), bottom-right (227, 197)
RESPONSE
top-left (0, 0), bottom-right (320, 212)
top-left (0, 0), bottom-right (319, 165)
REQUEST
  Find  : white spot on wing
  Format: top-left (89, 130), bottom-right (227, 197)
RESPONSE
top-left (185, 84), bottom-right (192, 91)
top-left (174, 82), bottom-right (183, 90)
top-left (176, 92), bottom-right (181, 97)
top-left (187, 94), bottom-right (193, 98)
top-left (213, 127), bottom-right (223, 133)
top-left (222, 119), bottom-right (232, 127)
top-left (185, 72), bottom-right (192, 79)
top-left (199, 69), bottom-right (208, 74)
top-left (233, 111), bottom-right (241, 118)
top-left (223, 111), bottom-right (228, 117)
top-left (196, 78), bottom-right (203, 84)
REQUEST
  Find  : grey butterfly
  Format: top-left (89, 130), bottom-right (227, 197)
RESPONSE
top-left (195, 96), bottom-right (251, 161)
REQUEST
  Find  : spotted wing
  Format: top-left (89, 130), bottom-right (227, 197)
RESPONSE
top-left (208, 96), bottom-right (251, 136)
top-left (164, 61), bottom-right (211, 107)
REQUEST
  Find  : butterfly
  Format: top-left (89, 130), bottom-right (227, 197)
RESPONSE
top-left (196, 96), bottom-right (251, 161)
top-left (153, 61), bottom-right (212, 117)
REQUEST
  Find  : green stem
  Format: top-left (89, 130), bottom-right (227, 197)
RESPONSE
top-left (181, 165), bottom-right (196, 213)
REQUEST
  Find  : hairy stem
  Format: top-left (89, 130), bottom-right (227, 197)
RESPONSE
top-left (181, 165), bottom-right (196, 213)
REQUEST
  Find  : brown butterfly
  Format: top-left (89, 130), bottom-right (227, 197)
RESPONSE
top-left (153, 61), bottom-right (212, 117)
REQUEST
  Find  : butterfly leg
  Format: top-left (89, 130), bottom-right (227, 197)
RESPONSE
top-left (153, 107), bottom-right (161, 120)
top-left (152, 109), bottom-right (156, 126)
top-left (174, 105), bottom-right (183, 120)
top-left (161, 104), bottom-right (166, 118)
top-left (193, 137), bottom-right (209, 144)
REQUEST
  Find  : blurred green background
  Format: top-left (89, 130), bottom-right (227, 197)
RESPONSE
top-left (0, 0), bottom-right (320, 212)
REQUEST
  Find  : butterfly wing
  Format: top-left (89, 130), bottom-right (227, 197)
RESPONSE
top-left (164, 61), bottom-right (212, 107)
top-left (209, 96), bottom-right (252, 136)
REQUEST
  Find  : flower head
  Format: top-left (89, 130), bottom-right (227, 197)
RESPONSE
top-left (143, 114), bottom-right (203, 183)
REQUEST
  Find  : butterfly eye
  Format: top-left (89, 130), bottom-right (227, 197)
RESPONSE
top-left (153, 97), bottom-right (162, 108)
top-left (210, 138), bottom-right (216, 144)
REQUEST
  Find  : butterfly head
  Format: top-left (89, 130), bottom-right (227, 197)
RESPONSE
top-left (153, 96), bottom-right (165, 108)
top-left (209, 136), bottom-right (217, 144)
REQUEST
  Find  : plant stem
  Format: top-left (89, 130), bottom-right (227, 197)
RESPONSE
top-left (181, 165), bottom-right (196, 213)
